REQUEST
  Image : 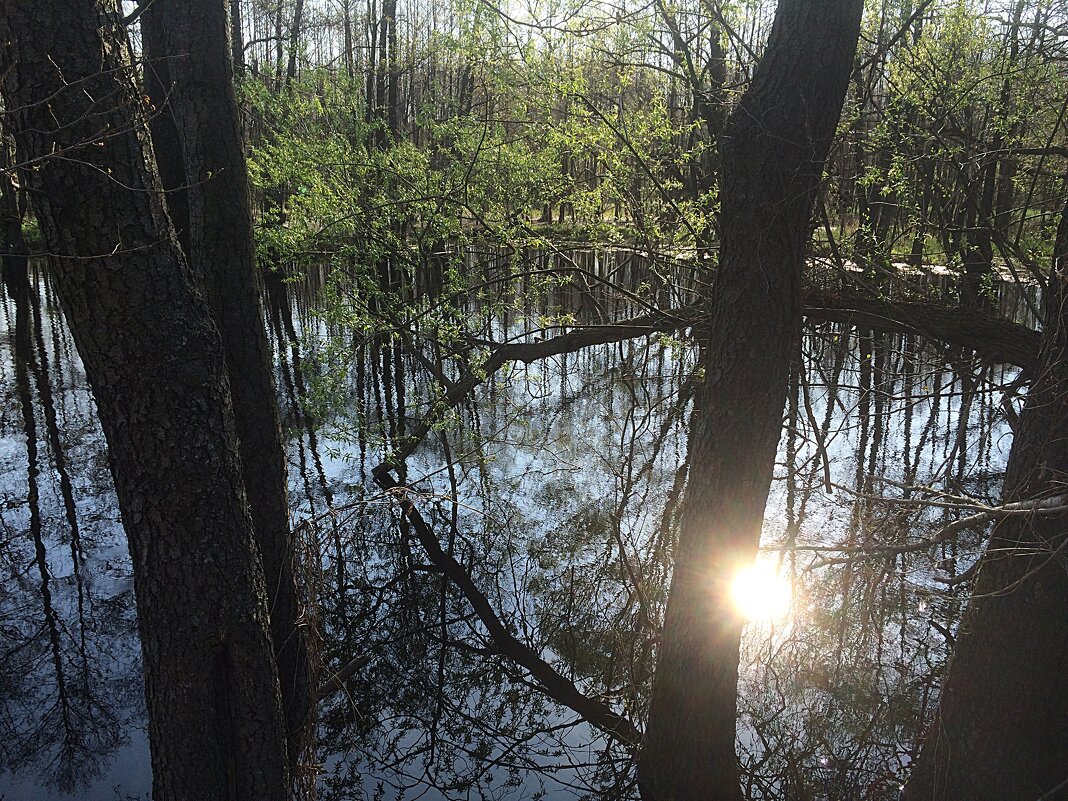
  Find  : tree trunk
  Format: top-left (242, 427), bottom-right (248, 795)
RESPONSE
top-left (961, 156), bottom-right (997, 312)
top-left (342, 0), bottom-right (355, 80)
top-left (274, 0), bottom-right (285, 81)
top-left (365, 0), bottom-right (378, 125)
top-left (903, 199), bottom-right (1068, 801)
top-left (231, 0), bottom-right (246, 75)
top-left (0, 138), bottom-right (26, 267)
top-left (141, 13), bottom-right (191, 258)
top-left (384, 0), bottom-right (399, 137)
top-left (638, 3), bottom-right (863, 800)
top-left (141, 0), bottom-right (311, 772)
top-left (0, 3), bottom-right (290, 799)
top-left (286, 0), bottom-right (305, 84)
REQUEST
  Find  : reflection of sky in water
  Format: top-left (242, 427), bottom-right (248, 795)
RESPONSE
top-left (0, 258), bottom-right (1024, 799)
top-left (0, 266), bottom-right (148, 800)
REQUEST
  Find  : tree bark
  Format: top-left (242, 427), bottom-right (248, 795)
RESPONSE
top-left (342, 0), bottom-right (355, 80)
top-left (638, 3), bottom-right (863, 800)
top-left (0, 138), bottom-right (26, 268)
top-left (384, 0), bottom-right (399, 137)
top-left (141, 11), bottom-right (191, 258)
top-left (141, 0), bottom-right (311, 771)
top-left (231, 0), bottom-right (246, 75)
top-left (286, 0), bottom-right (305, 84)
top-left (0, 3), bottom-right (289, 799)
top-left (904, 199), bottom-right (1068, 801)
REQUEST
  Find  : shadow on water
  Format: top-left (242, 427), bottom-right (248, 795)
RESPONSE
top-left (0, 247), bottom-right (1030, 799)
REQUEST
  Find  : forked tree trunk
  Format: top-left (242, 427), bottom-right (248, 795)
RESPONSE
top-left (141, 0), bottom-right (312, 771)
top-left (0, 3), bottom-right (289, 799)
top-left (639, 3), bottom-right (863, 800)
top-left (904, 200), bottom-right (1068, 801)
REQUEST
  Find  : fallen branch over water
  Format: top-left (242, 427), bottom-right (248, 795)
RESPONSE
top-left (802, 289), bottom-right (1040, 370)
top-left (468, 289), bottom-right (1039, 370)
top-left (384, 292), bottom-right (1036, 472)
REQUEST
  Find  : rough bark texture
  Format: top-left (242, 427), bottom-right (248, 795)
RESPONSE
top-left (0, 3), bottom-right (290, 799)
top-left (904, 202), bottom-right (1068, 801)
top-left (231, 0), bottom-right (246, 74)
top-left (638, 3), bottom-right (864, 800)
top-left (141, 14), bottom-right (191, 258)
top-left (141, 0), bottom-right (312, 769)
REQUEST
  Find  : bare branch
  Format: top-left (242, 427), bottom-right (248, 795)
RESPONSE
top-left (371, 474), bottom-right (642, 748)
top-left (771, 493), bottom-right (1068, 567)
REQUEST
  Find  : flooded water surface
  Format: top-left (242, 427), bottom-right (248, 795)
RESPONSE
top-left (0, 251), bottom-right (1030, 799)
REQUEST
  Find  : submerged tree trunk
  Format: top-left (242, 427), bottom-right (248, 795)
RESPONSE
top-left (0, 3), bottom-right (289, 799)
top-left (639, 3), bottom-right (863, 800)
top-left (141, 0), bottom-right (311, 771)
top-left (904, 200), bottom-right (1068, 801)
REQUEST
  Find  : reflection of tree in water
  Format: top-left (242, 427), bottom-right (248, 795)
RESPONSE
top-left (300, 254), bottom-right (1021, 800)
top-left (0, 251), bottom-right (1028, 799)
top-left (1, 257), bottom-right (140, 793)
top-left (738, 328), bottom-right (1012, 800)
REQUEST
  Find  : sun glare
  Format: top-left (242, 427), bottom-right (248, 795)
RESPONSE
top-left (730, 561), bottom-right (792, 623)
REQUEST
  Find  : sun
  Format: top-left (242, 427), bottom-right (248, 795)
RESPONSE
top-left (729, 561), bottom-right (792, 623)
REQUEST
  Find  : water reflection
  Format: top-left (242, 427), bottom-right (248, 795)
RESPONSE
top-left (1, 258), bottom-right (144, 799)
top-left (0, 250), bottom-right (1026, 799)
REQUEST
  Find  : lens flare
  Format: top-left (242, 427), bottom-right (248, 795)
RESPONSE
top-left (729, 561), bottom-right (792, 622)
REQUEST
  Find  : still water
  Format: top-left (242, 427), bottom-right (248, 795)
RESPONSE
top-left (0, 251), bottom-right (1031, 800)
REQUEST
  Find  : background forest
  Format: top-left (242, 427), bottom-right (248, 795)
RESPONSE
top-left (1, 0), bottom-right (1067, 800)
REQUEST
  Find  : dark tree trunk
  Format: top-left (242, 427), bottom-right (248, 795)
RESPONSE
top-left (141, 15), bottom-right (191, 258)
top-left (371, 0), bottom-right (392, 147)
top-left (384, 0), bottom-right (399, 137)
top-left (0, 3), bottom-right (290, 799)
top-left (993, 0), bottom-right (1025, 238)
top-left (342, 0), bottom-right (355, 80)
top-left (961, 157), bottom-right (997, 312)
top-left (141, 0), bottom-right (312, 771)
top-left (638, 3), bottom-right (863, 800)
top-left (0, 138), bottom-right (26, 268)
top-left (274, 0), bottom-right (285, 80)
top-left (286, 0), bottom-right (305, 84)
top-left (904, 199), bottom-right (1068, 801)
top-left (365, 0), bottom-right (378, 125)
top-left (231, 0), bottom-right (246, 75)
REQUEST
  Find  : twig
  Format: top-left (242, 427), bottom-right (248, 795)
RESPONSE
top-left (317, 654), bottom-right (372, 699)
top-left (122, 0), bottom-right (159, 26)
top-left (763, 494), bottom-right (1068, 566)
